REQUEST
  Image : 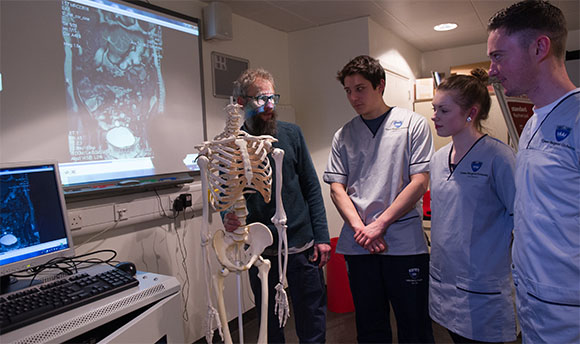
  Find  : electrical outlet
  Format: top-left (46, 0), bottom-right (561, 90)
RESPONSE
top-left (69, 213), bottom-right (83, 230)
top-left (114, 204), bottom-right (128, 222)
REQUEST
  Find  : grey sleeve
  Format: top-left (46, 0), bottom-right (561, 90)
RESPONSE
top-left (323, 130), bottom-right (348, 185)
top-left (409, 114), bottom-right (434, 175)
top-left (492, 145), bottom-right (517, 217)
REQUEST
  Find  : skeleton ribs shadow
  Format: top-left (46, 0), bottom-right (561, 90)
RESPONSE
top-left (196, 104), bottom-right (289, 344)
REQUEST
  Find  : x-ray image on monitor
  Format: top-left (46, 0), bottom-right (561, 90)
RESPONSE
top-left (62, 0), bottom-right (165, 162)
top-left (0, 162), bottom-right (74, 286)
top-left (0, 175), bottom-right (38, 253)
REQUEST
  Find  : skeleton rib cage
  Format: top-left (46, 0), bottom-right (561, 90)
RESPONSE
top-left (197, 104), bottom-right (277, 213)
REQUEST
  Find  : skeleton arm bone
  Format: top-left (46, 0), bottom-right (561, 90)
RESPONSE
top-left (270, 148), bottom-right (290, 327)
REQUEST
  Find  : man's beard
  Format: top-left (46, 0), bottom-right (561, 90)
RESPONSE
top-left (245, 111), bottom-right (278, 136)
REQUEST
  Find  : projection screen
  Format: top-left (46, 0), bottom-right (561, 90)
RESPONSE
top-left (0, 0), bottom-right (205, 196)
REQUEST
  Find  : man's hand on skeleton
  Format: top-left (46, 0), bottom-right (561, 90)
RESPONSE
top-left (223, 212), bottom-right (241, 232)
top-left (311, 243), bottom-right (332, 268)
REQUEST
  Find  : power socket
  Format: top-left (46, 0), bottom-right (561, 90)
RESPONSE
top-left (173, 193), bottom-right (192, 211)
top-left (69, 213), bottom-right (83, 230)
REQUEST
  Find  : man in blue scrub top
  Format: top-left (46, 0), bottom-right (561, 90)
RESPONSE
top-left (488, 1), bottom-right (580, 342)
top-left (324, 55), bottom-right (434, 343)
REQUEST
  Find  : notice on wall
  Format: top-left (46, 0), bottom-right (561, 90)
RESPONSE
top-left (492, 83), bottom-right (535, 150)
top-left (506, 100), bottom-right (534, 136)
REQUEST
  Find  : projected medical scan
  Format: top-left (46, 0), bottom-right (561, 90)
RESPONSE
top-left (61, 0), bottom-right (165, 162)
top-left (0, 175), bottom-right (38, 253)
top-left (1, 0), bottom-right (203, 188)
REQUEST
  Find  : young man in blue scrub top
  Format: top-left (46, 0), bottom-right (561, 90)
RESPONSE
top-left (324, 55), bottom-right (434, 343)
top-left (429, 69), bottom-right (517, 343)
top-left (222, 68), bottom-right (331, 344)
top-left (487, 1), bottom-right (580, 342)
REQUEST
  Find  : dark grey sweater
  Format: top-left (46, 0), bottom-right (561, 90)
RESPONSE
top-left (242, 121), bottom-right (330, 251)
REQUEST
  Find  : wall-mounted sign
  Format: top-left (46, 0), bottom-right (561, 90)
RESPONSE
top-left (211, 52), bottom-right (249, 99)
top-left (493, 83), bottom-right (535, 151)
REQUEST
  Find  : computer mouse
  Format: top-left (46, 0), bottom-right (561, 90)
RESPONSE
top-left (115, 261), bottom-right (137, 276)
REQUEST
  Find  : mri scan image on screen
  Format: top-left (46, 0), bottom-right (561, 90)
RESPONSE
top-left (1, 174), bottom-right (39, 253)
top-left (62, 1), bottom-right (165, 163)
top-left (0, 0), bottom-right (205, 195)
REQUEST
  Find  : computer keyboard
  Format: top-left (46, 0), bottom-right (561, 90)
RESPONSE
top-left (0, 268), bottom-right (139, 334)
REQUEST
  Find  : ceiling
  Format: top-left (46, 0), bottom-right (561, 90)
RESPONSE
top-left (201, 0), bottom-right (580, 52)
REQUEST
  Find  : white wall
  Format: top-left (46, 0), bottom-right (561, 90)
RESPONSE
top-left (369, 20), bottom-right (422, 81)
top-left (568, 30), bottom-right (580, 51)
top-left (421, 42), bottom-right (488, 78)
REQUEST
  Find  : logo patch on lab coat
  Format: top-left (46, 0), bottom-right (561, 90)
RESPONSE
top-left (393, 121), bottom-right (403, 128)
top-left (555, 126), bottom-right (571, 141)
top-left (471, 161), bottom-right (483, 172)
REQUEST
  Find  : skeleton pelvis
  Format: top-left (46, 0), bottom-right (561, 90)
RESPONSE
top-left (212, 223), bottom-right (273, 271)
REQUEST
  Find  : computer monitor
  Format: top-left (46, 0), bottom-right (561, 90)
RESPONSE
top-left (0, 161), bottom-right (75, 292)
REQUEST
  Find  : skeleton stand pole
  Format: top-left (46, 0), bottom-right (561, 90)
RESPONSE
top-left (198, 156), bottom-right (223, 343)
top-left (236, 258), bottom-right (244, 344)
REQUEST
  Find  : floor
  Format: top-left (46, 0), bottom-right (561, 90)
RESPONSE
top-left (208, 305), bottom-right (522, 344)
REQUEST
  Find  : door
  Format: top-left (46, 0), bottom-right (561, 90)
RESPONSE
top-left (384, 69), bottom-right (413, 110)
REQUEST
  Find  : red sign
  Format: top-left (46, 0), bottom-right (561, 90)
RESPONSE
top-left (506, 100), bottom-right (534, 136)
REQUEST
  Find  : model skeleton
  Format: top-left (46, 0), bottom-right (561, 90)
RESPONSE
top-left (196, 104), bottom-right (289, 344)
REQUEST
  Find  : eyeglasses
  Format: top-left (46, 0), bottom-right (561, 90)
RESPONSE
top-left (246, 94), bottom-right (280, 106)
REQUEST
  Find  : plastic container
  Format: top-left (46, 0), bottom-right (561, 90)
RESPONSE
top-left (326, 237), bottom-right (355, 313)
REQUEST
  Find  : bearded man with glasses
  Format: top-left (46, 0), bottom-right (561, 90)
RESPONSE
top-left (222, 68), bottom-right (331, 344)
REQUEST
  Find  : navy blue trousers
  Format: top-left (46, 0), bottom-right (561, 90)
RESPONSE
top-left (249, 248), bottom-right (327, 344)
top-left (345, 253), bottom-right (434, 343)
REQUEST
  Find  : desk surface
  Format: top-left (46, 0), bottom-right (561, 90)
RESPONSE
top-left (1, 266), bottom-right (180, 344)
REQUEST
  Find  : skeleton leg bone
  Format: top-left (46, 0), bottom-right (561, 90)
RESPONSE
top-left (213, 268), bottom-right (233, 344)
top-left (255, 257), bottom-right (271, 344)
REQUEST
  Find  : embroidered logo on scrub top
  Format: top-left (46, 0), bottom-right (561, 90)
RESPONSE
top-left (406, 268), bottom-right (422, 285)
top-left (555, 126), bottom-right (571, 141)
top-left (460, 162), bottom-right (488, 178)
top-left (471, 161), bottom-right (483, 172)
top-left (540, 125), bottom-right (574, 150)
top-left (393, 121), bottom-right (403, 128)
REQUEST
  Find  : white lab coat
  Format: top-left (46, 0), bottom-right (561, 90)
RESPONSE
top-left (429, 135), bottom-right (517, 342)
top-left (512, 89), bottom-right (580, 343)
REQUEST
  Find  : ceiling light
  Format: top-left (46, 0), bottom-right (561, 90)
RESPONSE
top-left (434, 23), bottom-right (458, 32)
